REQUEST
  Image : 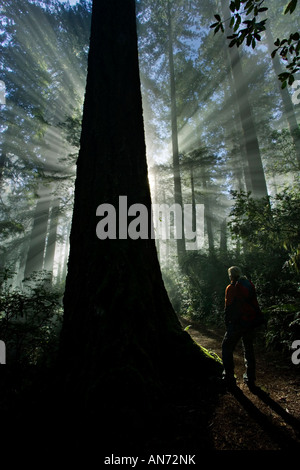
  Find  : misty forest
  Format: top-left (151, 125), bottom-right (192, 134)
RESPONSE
top-left (0, 0), bottom-right (300, 455)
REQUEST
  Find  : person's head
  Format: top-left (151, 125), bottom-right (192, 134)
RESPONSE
top-left (228, 266), bottom-right (242, 282)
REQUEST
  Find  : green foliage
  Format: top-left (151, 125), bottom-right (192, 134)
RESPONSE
top-left (264, 303), bottom-right (300, 353)
top-left (211, 0), bottom-right (299, 87)
top-left (162, 267), bottom-right (196, 317)
top-left (163, 253), bottom-right (230, 324)
top-left (227, 188), bottom-right (300, 351)
top-left (0, 269), bottom-right (63, 366)
top-left (228, 188), bottom-right (300, 269)
top-left (210, 0), bottom-right (268, 48)
top-left (272, 32), bottom-right (300, 88)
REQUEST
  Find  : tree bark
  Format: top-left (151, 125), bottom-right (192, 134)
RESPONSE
top-left (60, 0), bottom-right (220, 418)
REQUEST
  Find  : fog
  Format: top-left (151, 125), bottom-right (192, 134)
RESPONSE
top-left (0, 0), bottom-right (299, 298)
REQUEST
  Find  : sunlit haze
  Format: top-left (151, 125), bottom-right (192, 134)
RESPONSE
top-left (0, 0), bottom-right (299, 286)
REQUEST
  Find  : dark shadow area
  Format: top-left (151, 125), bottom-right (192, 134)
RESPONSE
top-left (251, 385), bottom-right (300, 433)
top-left (0, 363), bottom-right (224, 457)
top-left (231, 385), bottom-right (300, 451)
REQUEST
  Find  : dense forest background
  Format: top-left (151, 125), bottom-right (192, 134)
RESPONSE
top-left (0, 0), bottom-right (299, 368)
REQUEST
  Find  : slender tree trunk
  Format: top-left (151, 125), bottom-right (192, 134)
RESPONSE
top-left (220, 0), bottom-right (268, 199)
top-left (24, 184), bottom-right (51, 278)
top-left (202, 177), bottom-right (215, 255)
top-left (190, 166), bottom-right (196, 237)
top-left (44, 197), bottom-right (60, 281)
top-left (0, 152), bottom-right (6, 184)
top-left (223, 63), bottom-right (250, 192)
top-left (265, 25), bottom-right (300, 165)
top-left (152, 167), bottom-right (160, 261)
top-left (60, 222), bottom-right (70, 283)
top-left (60, 0), bottom-right (220, 420)
top-left (167, 0), bottom-right (186, 265)
top-left (220, 218), bottom-right (227, 255)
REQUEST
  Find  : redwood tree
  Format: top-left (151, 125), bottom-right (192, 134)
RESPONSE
top-left (59, 0), bottom-right (220, 427)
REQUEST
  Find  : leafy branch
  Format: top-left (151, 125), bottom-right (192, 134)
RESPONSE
top-left (210, 0), bottom-right (299, 88)
top-left (272, 32), bottom-right (300, 88)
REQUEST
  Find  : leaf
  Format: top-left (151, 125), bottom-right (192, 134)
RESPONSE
top-left (184, 325), bottom-right (192, 331)
top-left (284, 0), bottom-right (297, 14)
top-left (229, 1), bottom-right (236, 12)
top-left (234, 14), bottom-right (241, 32)
top-left (214, 14), bottom-right (221, 21)
top-left (214, 25), bottom-right (220, 35)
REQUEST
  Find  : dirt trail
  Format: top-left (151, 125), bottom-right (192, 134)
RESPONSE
top-left (181, 317), bottom-right (300, 450)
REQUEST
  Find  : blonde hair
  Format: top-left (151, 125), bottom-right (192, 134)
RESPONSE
top-left (228, 266), bottom-right (242, 281)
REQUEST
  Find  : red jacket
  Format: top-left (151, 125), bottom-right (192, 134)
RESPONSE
top-left (225, 278), bottom-right (261, 324)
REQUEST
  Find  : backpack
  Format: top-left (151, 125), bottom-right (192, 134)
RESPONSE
top-left (234, 278), bottom-right (265, 328)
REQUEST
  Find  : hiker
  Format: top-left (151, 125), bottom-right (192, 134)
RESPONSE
top-left (222, 266), bottom-right (263, 389)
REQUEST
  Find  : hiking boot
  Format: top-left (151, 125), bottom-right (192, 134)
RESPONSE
top-left (243, 375), bottom-right (257, 391)
top-left (222, 376), bottom-right (237, 390)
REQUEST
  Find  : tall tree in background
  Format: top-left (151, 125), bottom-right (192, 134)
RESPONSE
top-left (60, 0), bottom-right (220, 424)
top-left (0, 0), bottom-right (91, 279)
top-left (264, 25), bottom-right (300, 165)
top-left (137, 0), bottom-right (202, 265)
top-left (166, 0), bottom-right (186, 265)
top-left (220, 0), bottom-right (268, 199)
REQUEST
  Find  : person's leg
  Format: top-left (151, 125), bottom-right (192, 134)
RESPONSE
top-left (222, 323), bottom-right (242, 384)
top-left (241, 328), bottom-right (256, 384)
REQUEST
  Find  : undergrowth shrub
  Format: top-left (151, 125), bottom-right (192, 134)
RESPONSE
top-left (0, 269), bottom-right (63, 366)
top-left (264, 302), bottom-right (300, 354)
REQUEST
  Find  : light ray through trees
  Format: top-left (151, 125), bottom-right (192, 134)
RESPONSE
top-left (0, 0), bottom-right (299, 284)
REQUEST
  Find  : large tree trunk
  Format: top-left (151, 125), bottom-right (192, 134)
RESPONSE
top-left (59, 0), bottom-right (220, 425)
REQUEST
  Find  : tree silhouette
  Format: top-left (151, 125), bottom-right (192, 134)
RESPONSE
top-left (59, 0), bottom-right (220, 437)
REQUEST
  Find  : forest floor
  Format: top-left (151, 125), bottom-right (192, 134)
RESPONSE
top-left (180, 316), bottom-right (300, 452)
top-left (1, 317), bottom-right (300, 459)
